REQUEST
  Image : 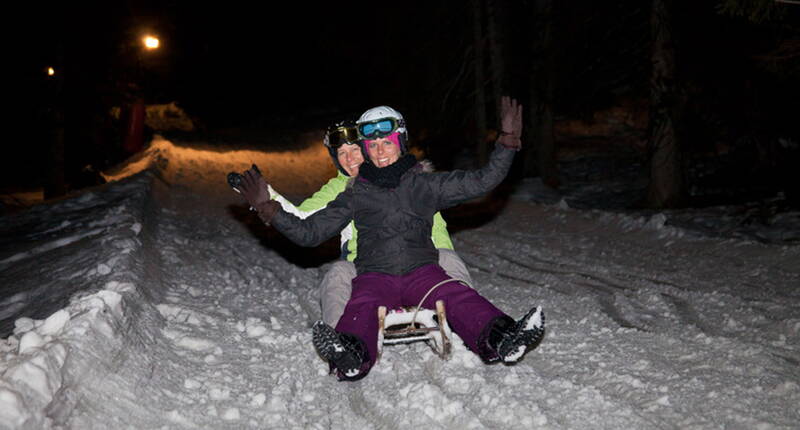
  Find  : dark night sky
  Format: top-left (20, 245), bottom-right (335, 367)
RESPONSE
top-left (24, 2), bottom-right (795, 117)
top-left (12, 1), bottom-right (800, 193)
top-left (22, 2), bottom-right (798, 123)
top-left (23, 3), bottom-right (480, 125)
top-left (135, 3), bottom-right (470, 120)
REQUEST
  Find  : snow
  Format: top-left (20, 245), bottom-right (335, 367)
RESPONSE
top-left (1, 136), bottom-right (799, 429)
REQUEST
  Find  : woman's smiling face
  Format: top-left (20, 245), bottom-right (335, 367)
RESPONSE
top-left (337, 143), bottom-right (364, 176)
top-left (365, 137), bottom-right (401, 168)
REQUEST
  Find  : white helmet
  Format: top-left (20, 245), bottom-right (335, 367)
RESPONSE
top-left (356, 106), bottom-right (408, 152)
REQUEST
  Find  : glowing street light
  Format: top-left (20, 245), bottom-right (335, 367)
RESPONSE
top-left (47, 66), bottom-right (55, 76)
top-left (143, 35), bottom-right (160, 50)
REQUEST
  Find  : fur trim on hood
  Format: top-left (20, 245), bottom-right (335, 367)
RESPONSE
top-left (418, 159), bottom-right (435, 173)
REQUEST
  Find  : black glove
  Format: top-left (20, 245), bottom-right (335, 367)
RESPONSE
top-left (239, 165), bottom-right (269, 206)
top-left (228, 164), bottom-right (262, 193)
top-left (231, 164), bottom-right (280, 224)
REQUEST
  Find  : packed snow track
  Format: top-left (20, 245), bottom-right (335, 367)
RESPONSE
top-left (1, 138), bottom-right (798, 429)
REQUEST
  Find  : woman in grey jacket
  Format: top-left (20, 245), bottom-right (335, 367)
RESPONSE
top-left (235, 97), bottom-right (544, 381)
top-left (265, 118), bottom-right (473, 329)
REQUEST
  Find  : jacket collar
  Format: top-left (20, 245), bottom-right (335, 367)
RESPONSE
top-left (359, 154), bottom-right (418, 188)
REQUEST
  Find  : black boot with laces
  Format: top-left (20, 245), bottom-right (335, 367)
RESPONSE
top-left (489, 306), bottom-right (545, 363)
top-left (312, 321), bottom-right (367, 380)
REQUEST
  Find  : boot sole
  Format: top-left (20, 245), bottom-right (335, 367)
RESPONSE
top-left (312, 321), bottom-right (362, 376)
top-left (500, 306), bottom-right (545, 363)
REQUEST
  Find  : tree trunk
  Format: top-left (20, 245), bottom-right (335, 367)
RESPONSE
top-left (486, 0), bottom-right (508, 130)
top-left (472, 0), bottom-right (489, 166)
top-left (646, 0), bottom-right (686, 208)
top-left (525, 0), bottom-right (559, 188)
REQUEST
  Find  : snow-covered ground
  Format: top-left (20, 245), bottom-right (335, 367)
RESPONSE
top-left (1, 136), bottom-right (798, 429)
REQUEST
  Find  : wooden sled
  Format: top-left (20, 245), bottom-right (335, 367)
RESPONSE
top-left (376, 300), bottom-right (452, 363)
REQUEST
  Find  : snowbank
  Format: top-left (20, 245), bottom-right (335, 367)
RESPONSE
top-left (0, 172), bottom-right (163, 428)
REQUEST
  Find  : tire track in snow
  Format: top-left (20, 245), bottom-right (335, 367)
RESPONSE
top-left (460, 243), bottom-right (652, 331)
top-left (659, 293), bottom-right (721, 336)
top-left (461, 235), bottom-right (700, 428)
top-left (461, 234), bottom-right (733, 335)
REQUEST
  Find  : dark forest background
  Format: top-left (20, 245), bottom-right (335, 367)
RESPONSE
top-left (11, 0), bottom-right (800, 211)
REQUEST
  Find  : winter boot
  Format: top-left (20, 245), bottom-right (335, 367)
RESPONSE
top-left (312, 321), bottom-right (367, 380)
top-left (490, 306), bottom-right (545, 363)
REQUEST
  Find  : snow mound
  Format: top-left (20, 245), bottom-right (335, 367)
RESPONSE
top-left (101, 135), bottom-right (336, 201)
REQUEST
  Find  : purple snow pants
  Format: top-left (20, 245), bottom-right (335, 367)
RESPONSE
top-left (335, 264), bottom-right (507, 376)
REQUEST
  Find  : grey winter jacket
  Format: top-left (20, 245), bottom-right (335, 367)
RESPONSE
top-left (271, 143), bottom-right (516, 275)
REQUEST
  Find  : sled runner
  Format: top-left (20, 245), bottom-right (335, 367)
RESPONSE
top-left (377, 300), bottom-right (452, 362)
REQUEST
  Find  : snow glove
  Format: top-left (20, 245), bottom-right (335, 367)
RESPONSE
top-left (312, 321), bottom-right (368, 381)
top-left (497, 96), bottom-right (523, 151)
top-left (233, 164), bottom-right (280, 225)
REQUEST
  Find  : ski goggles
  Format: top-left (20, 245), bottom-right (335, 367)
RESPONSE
top-left (357, 118), bottom-right (404, 139)
top-left (325, 124), bottom-right (360, 149)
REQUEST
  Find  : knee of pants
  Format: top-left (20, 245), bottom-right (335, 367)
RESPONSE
top-left (321, 260), bottom-right (357, 284)
top-left (336, 294), bottom-right (382, 332)
top-left (320, 262), bottom-right (357, 326)
top-left (438, 248), bottom-right (474, 285)
top-left (431, 281), bottom-right (480, 303)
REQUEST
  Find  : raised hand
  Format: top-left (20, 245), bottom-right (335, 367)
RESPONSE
top-left (237, 165), bottom-right (268, 207)
top-left (237, 164), bottom-right (279, 224)
top-left (499, 96), bottom-right (523, 150)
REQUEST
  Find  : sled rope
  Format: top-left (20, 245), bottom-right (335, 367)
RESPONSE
top-left (410, 278), bottom-right (469, 327)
